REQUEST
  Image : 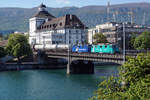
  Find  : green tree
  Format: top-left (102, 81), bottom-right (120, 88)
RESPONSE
top-left (134, 31), bottom-right (150, 50)
top-left (6, 34), bottom-right (32, 62)
top-left (93, 33), bottom-right (108, 44)
top-left (0, 47), bottom-right (6, 58)
top-left (129, 33), bottom-right (136, 49)
top-left (90, 53), bottom-right (150, 100)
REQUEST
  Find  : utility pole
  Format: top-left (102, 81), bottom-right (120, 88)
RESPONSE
top-left (67, 31), bottom-right (71, 74)
top-left (123, 23), bottom-right (126, 63)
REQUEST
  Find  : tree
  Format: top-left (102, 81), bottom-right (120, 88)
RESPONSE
top-left (0, 47), bottom-right (6, 58)
top-left (6, 34), bottom-right (32, 62)
top-left (129, 33), bottom-right (136, 49)
top-left (93, 33), bottom-right (108, 44)
top-left (90, 53), bottom-right (150, 100)
top-left (134, 31), bottom-right (150, 50)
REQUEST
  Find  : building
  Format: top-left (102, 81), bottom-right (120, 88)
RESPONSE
top-left (88, 22), bottom-right (150, 49)
top-left (29, 4), bottom-right (87, 46)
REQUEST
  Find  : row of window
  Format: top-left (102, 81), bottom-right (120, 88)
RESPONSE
top-left (52, 41), bottom-right (64, 44)
top-left (40, 22), bottom-right (63, 29)
top-left (69, 30), bottom-right (84, 33)
top-left (95, 45), bottom-right (115, 48)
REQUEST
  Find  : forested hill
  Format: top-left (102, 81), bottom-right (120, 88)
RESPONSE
top-left (0, 2), bottom-right (150, 32)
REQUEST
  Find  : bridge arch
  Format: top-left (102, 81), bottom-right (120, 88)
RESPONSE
top-left (68, 60), bottom-right (94, 74)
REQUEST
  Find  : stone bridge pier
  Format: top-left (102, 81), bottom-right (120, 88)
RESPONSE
top-left (67, 60), bottom-right (94, 74)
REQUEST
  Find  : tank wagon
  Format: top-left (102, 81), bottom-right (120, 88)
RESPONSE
top-left (34, 44), bottom-right (69, 52)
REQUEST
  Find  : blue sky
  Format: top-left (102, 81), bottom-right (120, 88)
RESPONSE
top-left (0, 0), bottom-right (150, 8)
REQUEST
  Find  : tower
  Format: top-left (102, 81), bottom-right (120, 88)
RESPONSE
top-left (29, 4), bottom-right (55, 33)
top-left (107, 0), bottom-right (110, 22)
top-left (29, 4), bottom-right (55, 44)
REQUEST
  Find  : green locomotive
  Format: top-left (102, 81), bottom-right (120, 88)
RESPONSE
top-left (91, 44), bottom-right (119, 54)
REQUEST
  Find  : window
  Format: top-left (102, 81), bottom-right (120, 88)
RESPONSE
top-left (52, 41), bottom-right (55, 44)
top-left (76, 30), bottom-right (78, 33)
top-left (100, 46), bottom-right (102, 48)
top-left (59, 36), bottom-right (63, 39)
top-left (60, 23), bottom-right (62, 26)
top-left (76, 35), bottom-right (78, 39)
top-left (105, 45), bottom-right (107, 48)
top-left (53, 24), bottom-right (55, 27)
top-left (69, 30), bottom-right (71, 33)
top-left (95, 30), bottom-right (98, 33)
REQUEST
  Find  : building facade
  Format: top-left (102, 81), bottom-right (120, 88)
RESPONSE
top-left (29, 4), bottom-right (87, 46)
top-left (88, 22), bottom-right (150, 49)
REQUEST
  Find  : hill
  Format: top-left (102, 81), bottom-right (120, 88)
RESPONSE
top-left (0, 2), bottom-right (150, 32)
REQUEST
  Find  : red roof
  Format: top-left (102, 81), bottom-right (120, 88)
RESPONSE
top-left (0, 40), bottom-right (8, 47)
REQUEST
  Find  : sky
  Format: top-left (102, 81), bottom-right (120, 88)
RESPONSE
top-left (0, 0), bottom-right (150, 8)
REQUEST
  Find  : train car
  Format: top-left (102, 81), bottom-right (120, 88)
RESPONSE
top-left (34, 44), bottom-right (68, 52)
top-left (91, 44), bottom-right (119, 54)
top-left (72, 45), bottom-right (91, 53)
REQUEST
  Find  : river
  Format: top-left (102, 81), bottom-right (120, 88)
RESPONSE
top-left (0, 65), bottom-right (119, 100)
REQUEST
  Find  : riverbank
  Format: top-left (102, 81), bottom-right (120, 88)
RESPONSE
top-left (0, 61), bottom-right (120, 72)
top-left (0, 63), bottom-right (66, 71)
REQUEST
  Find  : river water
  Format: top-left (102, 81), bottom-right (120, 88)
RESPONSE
top-left (0, 65), bottom-right (119, 100)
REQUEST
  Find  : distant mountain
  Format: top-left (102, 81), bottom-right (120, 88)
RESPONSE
top-left (0, 2), bottom-right (150, 32)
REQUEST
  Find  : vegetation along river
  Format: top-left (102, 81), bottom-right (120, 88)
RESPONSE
top-left (0, 65), bottom-right (119, 100)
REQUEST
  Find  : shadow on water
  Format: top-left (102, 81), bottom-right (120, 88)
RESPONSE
top-left (95, 65), bottom-right (119, 77)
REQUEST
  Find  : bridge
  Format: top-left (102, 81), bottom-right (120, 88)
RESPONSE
top-left (34, 51), bottom-right (137, 74)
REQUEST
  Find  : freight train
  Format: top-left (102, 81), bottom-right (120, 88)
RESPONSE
top-left (34, 43), bottom-right (119, 54)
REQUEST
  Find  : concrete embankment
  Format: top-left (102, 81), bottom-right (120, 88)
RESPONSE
top-left (0, 63), bottom-right (66, 71)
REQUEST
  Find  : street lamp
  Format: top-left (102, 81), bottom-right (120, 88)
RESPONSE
top-left (123, 22), bottom-right (126, 63)
top-left (116, 24), bottom-right (119, 46)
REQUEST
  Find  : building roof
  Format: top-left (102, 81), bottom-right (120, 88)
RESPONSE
top-left (33, 10), bottom-right (55, 19)
top-left (39, 3), bottom-right (46, 8)
top-left (32, 3), bottom-right (55, 19)
top-left (38, 14), bottom-right (86, 31)
top-left (0, 40), bottom-right (8, 47)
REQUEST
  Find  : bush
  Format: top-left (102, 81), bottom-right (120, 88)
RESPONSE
top-left (90, 53), bottom-right (150, 100)
top-left (0, 47), bottom-right (6, 58)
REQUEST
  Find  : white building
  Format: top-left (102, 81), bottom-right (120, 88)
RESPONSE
top-left (29, 4), bottom-right (87, 46)
top-left (88, 28), bottom-right (97, 44)
top-left (88, 22), bottom-right (150, 49)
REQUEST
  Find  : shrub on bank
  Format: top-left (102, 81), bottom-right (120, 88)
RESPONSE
top-left (0, 47), bottom-right (6, 58)
top-left (90, 53), bottom-right (150, 100)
